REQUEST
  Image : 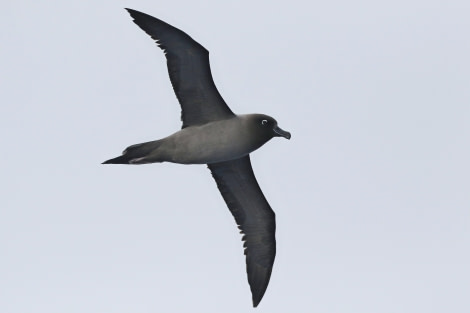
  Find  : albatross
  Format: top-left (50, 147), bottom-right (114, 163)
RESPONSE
top-left (103, 8), bottom-right (291, 307)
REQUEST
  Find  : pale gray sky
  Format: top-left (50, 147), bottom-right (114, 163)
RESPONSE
top-left (1, 1), bottom-right (469, 312)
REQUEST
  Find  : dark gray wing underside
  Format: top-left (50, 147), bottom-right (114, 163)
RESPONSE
top-left (126, 9), bottom-right (235, 128)
top-left (208, 155), bottom-right (276, 307)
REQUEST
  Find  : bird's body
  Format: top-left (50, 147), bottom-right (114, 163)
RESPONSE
top-left (104, 114), bottom-right (287, 165)
top-left (103, 9), bottom-right (290, 307)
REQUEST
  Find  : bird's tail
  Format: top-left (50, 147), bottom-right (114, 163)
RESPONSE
top-left (102, 140), bottom-right (162, 164)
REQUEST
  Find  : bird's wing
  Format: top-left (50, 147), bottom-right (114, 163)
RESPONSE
top-left (208, 155), bottom-right (276, 307)
top-left (126, 9), bottom-right (235, 128)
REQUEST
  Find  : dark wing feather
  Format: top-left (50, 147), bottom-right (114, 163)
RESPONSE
top-left (208, 156), bottom-right (276, 307)
top-left (126, 9), bottom-right (235, 128)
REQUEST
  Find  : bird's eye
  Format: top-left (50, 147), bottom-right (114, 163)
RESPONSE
top-left (261, 119), bottom-right (268, 126)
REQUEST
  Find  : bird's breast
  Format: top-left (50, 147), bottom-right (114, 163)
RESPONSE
top-left (163, 119), bottom-right (265, 164)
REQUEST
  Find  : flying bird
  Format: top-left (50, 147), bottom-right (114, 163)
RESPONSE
top-left (103, 8), bottom-right (291, 307)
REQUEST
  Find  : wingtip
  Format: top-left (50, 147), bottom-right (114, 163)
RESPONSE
top-left (251, 291), bottom-right (263, 308)
top-left (124, 8), bottom-right (142, 19)
top-left (247, 260), bottom-right (273, 308)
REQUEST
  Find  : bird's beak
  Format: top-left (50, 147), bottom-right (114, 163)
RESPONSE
top-left (273, 125), bottom-right (291, 139)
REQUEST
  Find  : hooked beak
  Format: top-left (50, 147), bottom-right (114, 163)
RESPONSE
top-left (273, 125), bottom-right (291, 139)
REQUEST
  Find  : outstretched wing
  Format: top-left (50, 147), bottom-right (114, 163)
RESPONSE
top-left (126, 9), bottom-right (235, 128)
top-left (208, 156), bottom-right (276, 307)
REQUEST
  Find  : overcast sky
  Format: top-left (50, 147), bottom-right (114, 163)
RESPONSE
top-left (1, 1), bottom-right (469, 312)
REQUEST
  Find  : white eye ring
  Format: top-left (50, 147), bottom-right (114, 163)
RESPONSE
top-left (261, 119), bottom-right (268, 125)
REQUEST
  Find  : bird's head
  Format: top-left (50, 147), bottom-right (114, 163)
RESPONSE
top-left (247, 114), bottom-right (291, 142)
